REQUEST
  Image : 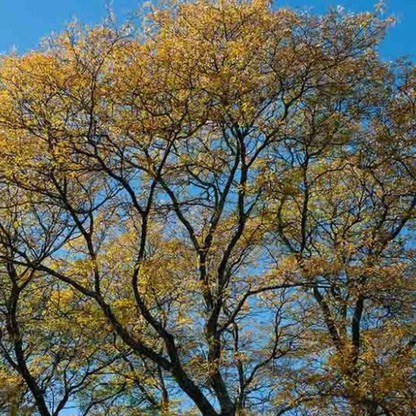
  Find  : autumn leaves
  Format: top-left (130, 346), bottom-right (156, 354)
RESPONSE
top-left (0, 1), bottom-right (414, 415)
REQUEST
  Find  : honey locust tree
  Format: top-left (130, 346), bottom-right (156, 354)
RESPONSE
top-left (0, 1), bottom-right (414, 415)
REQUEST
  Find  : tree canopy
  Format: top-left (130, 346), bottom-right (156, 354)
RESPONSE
top-left (0, 0), bottom-right (414, 415)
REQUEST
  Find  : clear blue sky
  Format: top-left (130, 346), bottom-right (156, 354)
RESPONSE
top-left (0, 0), bottom-right (414, 60)
top-left (0, 1), bottom-right (412, 416)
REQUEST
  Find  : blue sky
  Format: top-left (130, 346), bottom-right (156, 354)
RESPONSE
top-left (0, 0), bottom-right (414, 60)
top-left (0, 1), bottom-right (413, 415)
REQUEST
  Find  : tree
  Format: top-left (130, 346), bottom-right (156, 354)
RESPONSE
top-left (0, 0), bottom-right (414, 415)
